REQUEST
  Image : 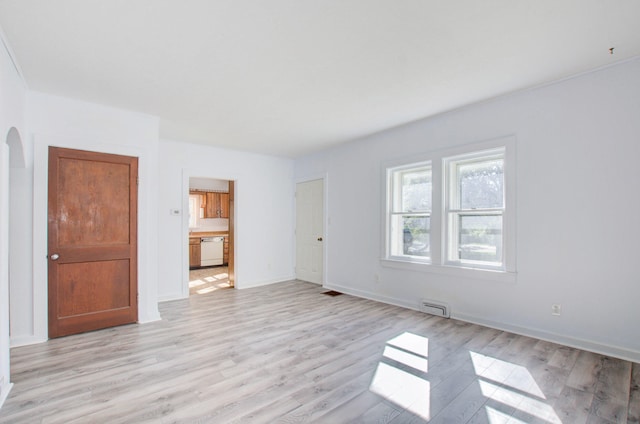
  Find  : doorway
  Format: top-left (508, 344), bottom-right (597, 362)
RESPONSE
top-left (295, 179), bottom-right (324, 284)
top-left (187, 177), bottom-right (235, 295)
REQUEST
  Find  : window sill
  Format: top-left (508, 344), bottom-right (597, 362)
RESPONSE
top-left (380, 258), bottom-right (517, 283)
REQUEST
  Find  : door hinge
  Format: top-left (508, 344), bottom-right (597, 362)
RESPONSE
top-left (136, 176), bottom-right (139, 186)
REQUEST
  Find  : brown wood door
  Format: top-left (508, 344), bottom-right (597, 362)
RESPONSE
top-left (48, 147), bottom-right (138, 338)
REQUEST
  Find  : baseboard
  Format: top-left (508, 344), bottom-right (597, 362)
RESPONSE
top-left (158, 292), bottom-right (188, 302)
top-left (137, 313), bottom-right (162, 324)
top-left (0, 382), bottom-right (14, 409)
top-left (10, 335), bottom-right (48, 348)
top-left (452, 312), bottom-right (640, 364)
top-left (237, 275), bottom-right (296, 290)
top-left (323, 282), bottom-right (420, 312)
top-left (324, 281), bottom-right (640, 363)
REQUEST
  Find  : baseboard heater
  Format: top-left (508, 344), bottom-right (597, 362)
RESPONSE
top-left (420, 299), bottom-right (450, 318)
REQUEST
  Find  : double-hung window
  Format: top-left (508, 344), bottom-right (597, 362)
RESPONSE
top-left (388, 163), bottom-right (432, 261)
top-left (444, 148), bottom-right (505, 270)
top-left (384, 137), bottom-right (515, 278)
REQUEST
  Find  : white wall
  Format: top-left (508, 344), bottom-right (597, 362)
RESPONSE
top-left (16, 92), bottom-right (162, 347)
top-left (294, 58), bottom-right (640, 362)
top-left (158, 139), bottom-right (295, 301)
top-left (0, 28), bottom-right (28, 407)
top-left (189, 177), bottom-right (229, 192)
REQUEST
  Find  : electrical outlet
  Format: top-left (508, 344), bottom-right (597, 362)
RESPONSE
top-left (551, 304), bottom-right (561, 316)
top-left (374, 273), bottom-right (380, 283)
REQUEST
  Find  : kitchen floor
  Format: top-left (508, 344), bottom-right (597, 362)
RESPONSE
top-left (189, 265), bottom-right (230, 296)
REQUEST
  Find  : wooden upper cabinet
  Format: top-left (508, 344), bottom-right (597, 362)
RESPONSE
top-left (201, 192), bottom-right (230, 218)
top-left (219, 193), bottom-right (229, 218)
top-left (205, 192), bottom-right (216, 218)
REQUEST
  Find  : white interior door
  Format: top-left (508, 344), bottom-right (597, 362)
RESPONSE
top-left (295, 179), bottom-right (323, 284)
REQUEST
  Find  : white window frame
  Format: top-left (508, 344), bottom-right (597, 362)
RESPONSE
top-left (387, 161), bottom-right (432, 263)
top-left (443, 148), bottom-right (506, 271)
top-left (382, 136), bottom-right (516, 282)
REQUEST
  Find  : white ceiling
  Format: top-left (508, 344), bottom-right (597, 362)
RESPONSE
top-left (1, 1), bottom-right (639, 157)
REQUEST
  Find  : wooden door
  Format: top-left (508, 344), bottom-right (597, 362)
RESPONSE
top-left (295, 179), bottom-right (324, 284)
top-left (48, 147), bottom-right (138, 338)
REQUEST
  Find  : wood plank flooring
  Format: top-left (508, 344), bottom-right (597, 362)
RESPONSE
top-left (189, 266), bottom-right (230, 296)
top-left (1, 280), bottom-right (637, 423)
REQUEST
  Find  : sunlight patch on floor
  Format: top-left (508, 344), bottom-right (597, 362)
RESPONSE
top-left (189, 279), bottom-right (207, 288)
top-left (485, 405), bottom-right (527, 423)
top-left (387, 332), bottom-right (429, 358)
top-left (470, 351), bottom-right (562, 423)
top-left (479, 380), bottom-right (561, 423)
top-left (370, 362), bottom-right (430, 420)
top-left (196, 282), bottom-right (231, 295)
top-left (470, 352), bottom-right (545, 398)
top-left (370, 332), bottom-right (431, 419)
top-left (369, 332), bottom-right (562, 423)
top-left (383, 345), bottom-right (429, 372)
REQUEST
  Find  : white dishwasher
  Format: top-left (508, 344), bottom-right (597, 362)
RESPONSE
top-left (200, 237), bottom-right (224, 266)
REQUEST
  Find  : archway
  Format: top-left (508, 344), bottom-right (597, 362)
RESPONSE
top-left (5, 127), bottom-right (32, 346)
top-left (1, 127), bottom-right (25, 402)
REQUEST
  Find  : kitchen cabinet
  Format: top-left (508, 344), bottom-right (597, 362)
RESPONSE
top-left (219, 193), bottom-right (229, 218)
top-left (189, 238), bottom-right (201, 268)
top-left (205, 192), bottom-right (216, 218)
top-left (203, 192), bottom-right (229, 218)
top-left (223, 236), bottom-right (229, 264)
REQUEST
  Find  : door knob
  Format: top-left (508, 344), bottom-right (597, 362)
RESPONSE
top-left (317, 237), bottom-right (323, 241)
top-left (50, 254), bottom-right (60, 260)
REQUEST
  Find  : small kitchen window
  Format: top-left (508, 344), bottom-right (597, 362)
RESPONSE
top-left (188, 194), bottom-right (200, 228)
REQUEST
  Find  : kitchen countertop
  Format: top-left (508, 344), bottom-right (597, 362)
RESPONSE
top-left (189, 231), bottom-right (229, 239)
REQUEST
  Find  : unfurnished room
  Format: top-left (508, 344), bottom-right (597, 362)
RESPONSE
top-left (0, 1), bottom-right (639, 423)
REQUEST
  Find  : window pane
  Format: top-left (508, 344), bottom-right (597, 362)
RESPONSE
top-left (401, 169), bottom-right (431, 212)
top-left (459, 215), bottom-right (502, 263)
top-left (392, 215), bottom-right (430, 257)
top-left (459, 159), bottom-right (503, 209)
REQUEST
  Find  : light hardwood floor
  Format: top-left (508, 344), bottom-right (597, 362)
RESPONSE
top-left (1, 280), bottom-right (638, 423)
top-left (189, 266), bottom-right (231, 296)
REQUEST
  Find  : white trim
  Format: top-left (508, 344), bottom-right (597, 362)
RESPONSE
top-left (0, 26), bottom-right (27, 88)
top-left (236, 275), bottom-right (295, 290)
top-left (9, 335), bottom-right (47, 348)
top-left (158, 292), bottom-right (186, 303)
top-left (380, 258), bottom-right (517, 283)
top-left (452, 311), bottom-right (640, 363)
top-left (0, 143), bottom-right (11, 407)
top-left (324, 281), bottom-right (640, 363)
top-left (443, 147), bottom-right (506, 270)
top-left (0, 382), bottom-right (13, 410)
top-left (381, 135), bottom-right (517, 278)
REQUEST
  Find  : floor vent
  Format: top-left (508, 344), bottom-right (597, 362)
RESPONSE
top-left (322, 290), bottom-right (343, 297)
top-left (420, 299), bottom-right (450, 318)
